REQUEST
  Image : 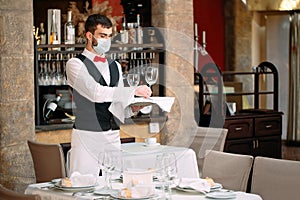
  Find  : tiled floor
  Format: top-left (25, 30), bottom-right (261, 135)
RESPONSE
top-left (282, 143), bottom-right (300, 161)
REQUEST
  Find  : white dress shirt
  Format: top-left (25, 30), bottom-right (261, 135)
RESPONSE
top-left (66, 48), bottom-right (135, 176)
top-left (66, 48), bottom-right (135, 122)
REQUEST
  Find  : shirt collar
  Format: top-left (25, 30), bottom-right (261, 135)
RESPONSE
top-left (82, 48), bottom-right (105, 62)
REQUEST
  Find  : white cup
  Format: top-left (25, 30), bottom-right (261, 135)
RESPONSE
top-left (145, 137), bottom-right (157, 145)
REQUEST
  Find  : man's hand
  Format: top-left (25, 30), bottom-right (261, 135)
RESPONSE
top-left (131, 105), bottom-right (144, 114)
top-left (134, 85), bottom-right (152, 98)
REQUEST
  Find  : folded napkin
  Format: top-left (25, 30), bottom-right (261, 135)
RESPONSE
top-left (70, 172), bottom-right (97, 187)
top-left (176, 178), bottom-right (211, 193)
top-left (120, 184), bottom-right (154, 198)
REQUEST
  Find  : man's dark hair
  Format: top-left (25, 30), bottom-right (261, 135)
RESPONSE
top-left (85, 14), bottom-right (113, 34)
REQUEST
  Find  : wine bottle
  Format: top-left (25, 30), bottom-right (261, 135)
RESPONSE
top-left (44, 94), bottom-right (62, 120)
top-left (136, 14), bottom-right (143, 45)
top-left (120, 16), bottom-right (128, 43)
top-left (64, 11), bottom-right (75, 51)
top-left (136, 14), bottom-right (143, 50)
top-left (50, 10), bottom-right (60, 50)
top-left (39, 22), bottom-right (46, 45)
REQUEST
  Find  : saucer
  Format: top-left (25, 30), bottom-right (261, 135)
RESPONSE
top-left (144, 143), bottom-right (160, 147)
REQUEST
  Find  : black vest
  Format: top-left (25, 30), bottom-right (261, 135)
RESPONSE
top-left (73, 54), bottom-right (120, 131)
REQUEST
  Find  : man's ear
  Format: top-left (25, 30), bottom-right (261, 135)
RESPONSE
top-left (86, 32), bottom-right (97, 46)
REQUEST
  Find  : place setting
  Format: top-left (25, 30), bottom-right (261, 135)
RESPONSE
top-left (173, 177), bottom-right (237, 199)
top-left (51, 172), bottom-right (98, 192)
top-left (92, 152), bottom-right (179, 200)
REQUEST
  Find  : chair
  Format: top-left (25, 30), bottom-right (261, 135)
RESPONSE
top-left (27, 140), bottom-right (66, 183)
top-left (201, 150), bottom-right (253, 191)
top-left (0, 184), bottom-right (41, 200)
top-left (189, 127), bottom-right (228, 173)
top-left (251, 156), bottom-right (300, 200)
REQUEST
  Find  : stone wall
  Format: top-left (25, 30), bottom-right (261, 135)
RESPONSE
top-left (0, 0), bottom-right (36, 192)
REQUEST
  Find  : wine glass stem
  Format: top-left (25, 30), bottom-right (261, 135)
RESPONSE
top-left (104, 170), bottom-right (112, 189)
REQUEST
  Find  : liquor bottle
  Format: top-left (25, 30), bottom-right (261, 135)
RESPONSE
top-left (64, 11), bottom-right (75, 51)
top-left (120, 16), bottom-right (128, 51)
top-left (50, 10), bottom-right (60, 50)
top-left (136, 14), bottom-right (143, 45)
top-left (39, 22), bottom-right (46, 45)
top-left (44, 94), bottom-right (62, 120)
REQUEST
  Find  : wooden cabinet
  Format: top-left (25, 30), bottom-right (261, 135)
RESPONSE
top-left (196, 61), bottom-right (283, 158)
top-left (224, 113), bottom-right (282, 158)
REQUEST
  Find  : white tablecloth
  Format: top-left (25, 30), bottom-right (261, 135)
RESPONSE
top-left (25, 182), bottom-right (263, 200)
top-left (121, 142), bottom-right (199, 178)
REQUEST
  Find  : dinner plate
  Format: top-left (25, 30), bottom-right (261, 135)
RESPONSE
top-left (210, 183), bottom-right (223, 191)
top-left (54, 182), bottom-right (96, 192)
top-left (175, 186), bottom-right (206, 194)
top-left (51, 178), bottom-right (61, 184)
top-left (205, 191), bottom-right (236, 199)
top-left (110, 193), bottom-right (158, 200)
top-left (175, 183), bottom-right (222, 194)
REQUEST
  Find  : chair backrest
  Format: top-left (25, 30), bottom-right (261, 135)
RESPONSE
top-left (251, 156), bottom-right (300, 200)
top-left (202, 150), bottom-right (253, 191)
top-left (189, 127), bottom-right (228, 173)
top-left (0, 184), bottom-right (41, 200)
top-left (27, 140), bottom-right (66, 183)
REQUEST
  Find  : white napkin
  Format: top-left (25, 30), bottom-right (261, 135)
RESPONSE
top-left (130, 184), bottom-right (154, 198)
top-left (176, 178), bottom-right (211, 193)
top-left (69, 172), bottom-right (97, 187)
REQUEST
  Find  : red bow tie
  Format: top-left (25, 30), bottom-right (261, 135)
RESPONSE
top-left (93, 56), bottom-right (107, 62)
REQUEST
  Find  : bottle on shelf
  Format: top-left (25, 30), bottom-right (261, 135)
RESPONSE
top-left (136, 14), bottom-right (143, 44)
top-left (120, 16), bottom-right (128, 51)
top-left (64, 10), bottom-right (75, 51)
top-left (120, 16), bottom-right (128, 43)
top-left (39, 22), bottom-right (46, 45)
top-left (44, 94), bottom-right (62, 121)
top-left (49, 9), bottom-right (60, 50)
top-left (136, 14), bottom-right (143, 50)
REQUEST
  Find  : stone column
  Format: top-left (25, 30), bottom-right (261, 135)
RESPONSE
top-left (224, 0), bottom-right (252, 71)
top-left (152, 0), bottom-right (197, 146)
top-left (224, 0), bottom-right (253, 105)
top-left (0, 0), bottom-right (36, 192)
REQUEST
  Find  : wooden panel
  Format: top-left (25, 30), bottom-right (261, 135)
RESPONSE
top-left (224, 138), bottom-right (253, 156)
top-left (224, 118), bottom-right (253, 139)
top-left (36, 126), bottom-right (144, 144)
top-left (254, 116), bottom-right (281, 137)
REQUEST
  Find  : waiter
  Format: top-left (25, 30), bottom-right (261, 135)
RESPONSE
top-left (66, 14), bottom-right (152, 176)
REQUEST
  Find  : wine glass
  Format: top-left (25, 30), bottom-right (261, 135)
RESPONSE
top-left (155, 153), bottom-right (177, 199)
top-left (127, 73), bottom-right (140, 87)
top-left (98, 150), bottom-right (123, 194)
top-left (145, 67), bottom-right (158, 87)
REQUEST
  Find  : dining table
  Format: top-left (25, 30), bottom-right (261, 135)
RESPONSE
top-left (25, 180), bottom-right (263, 200)
top-left (25, 142), bottom-right (263, 200)
top-left (121, 142), bottom-right (199, 178)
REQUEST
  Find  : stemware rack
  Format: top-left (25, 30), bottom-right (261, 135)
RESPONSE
top-left (34, 43), bottom-right (165, 126)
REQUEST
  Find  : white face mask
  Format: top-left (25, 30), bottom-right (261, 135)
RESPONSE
top-left (92, 36), bottom-right (111, 55)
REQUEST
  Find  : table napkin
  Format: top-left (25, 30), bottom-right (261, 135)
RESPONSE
top-left (176, 178), bottom-right (211, 193)
top-left (69, 171), bottom-right (97, 187)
